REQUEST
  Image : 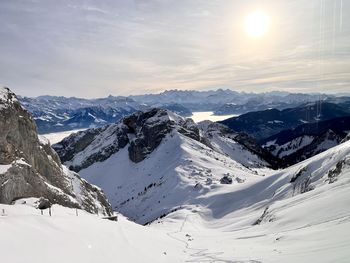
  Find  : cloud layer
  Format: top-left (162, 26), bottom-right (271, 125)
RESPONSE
top-left (0, 0), bottom-right (349, 97)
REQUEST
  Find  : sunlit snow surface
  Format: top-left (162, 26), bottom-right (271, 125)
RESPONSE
top-left (0, 201), bottom-right (185, 263)
top-left (7, 130), bottom-right (350, 262)
top-left (78, 135), bottom-right (349, 262)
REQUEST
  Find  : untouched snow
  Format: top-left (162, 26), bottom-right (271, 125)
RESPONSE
top-left (0, 202), bottom-right (185, 263)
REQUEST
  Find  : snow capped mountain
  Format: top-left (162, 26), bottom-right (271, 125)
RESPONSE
top-left (19, 89), bottom-right (343, 134)
top-left (53, 108), bottom-right (275, 224)
top-left (0, 87), bottom-right (112, 215)
top-left (262, 116), bottom-right (350, 166)
top-left (131, 89), bottom-right (331, 112)
top-left (20, 96), bottom-right (143, 133)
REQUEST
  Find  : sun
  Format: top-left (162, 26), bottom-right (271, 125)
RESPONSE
top-left (244, 10), bottom-right (270, 38)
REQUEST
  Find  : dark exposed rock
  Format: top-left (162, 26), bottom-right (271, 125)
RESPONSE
top-left (55, 108), bottom-right (202, 168)
top-left (341, 132), bottom-right (350, 143)
top-left (327, 158), bottom-right (350, 184)
top-left (124, 109), bottom-right (174, 163)
top-left (54, 124), bottom-right (129, 172)
top-left (234, 133), bottom-right (281, 169)
top-left (177, 118), bottom-right (200, 141)
top-left (37, 197), bottom-right (52, 210)
top-left (220, 176), bottom-right (233, 184)
top-left (253, 207), bottom-right (269, 225)
top-left (0, 87), bottom-right (112, 215)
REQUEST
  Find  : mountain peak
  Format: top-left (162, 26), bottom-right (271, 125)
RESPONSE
top-left (0, 87), bottom-right (18, 107)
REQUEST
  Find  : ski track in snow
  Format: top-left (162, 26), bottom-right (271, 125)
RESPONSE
top-left (166, 214), bottom-right (259, 263)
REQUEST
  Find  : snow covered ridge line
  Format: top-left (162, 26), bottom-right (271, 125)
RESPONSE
top-left (53, 108), bottom-right (276, 173)
top-left (0, 87), bottom-right (112, 215)
top-left (54, 108), bottom-right (280, 223)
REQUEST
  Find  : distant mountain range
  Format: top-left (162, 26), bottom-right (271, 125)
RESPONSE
top-left (19, 89), bottom-right (339, 134)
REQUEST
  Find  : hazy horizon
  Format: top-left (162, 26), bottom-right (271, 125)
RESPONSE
top-left (1, 0), bottom-right (349, 98)
top-left (14, 87), bottom-right (350, 100)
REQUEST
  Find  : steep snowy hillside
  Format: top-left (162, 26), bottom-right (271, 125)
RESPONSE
top-left (152, 139), bottom-right (350, 262)
top-left (54, 109), bottom-right (274, 224)
top-left (0, 87), bottom-right (111, 215)
top-left (199, 121), bottom-right (279, 168)
top-left (262, 116), bottom-right (350, 166)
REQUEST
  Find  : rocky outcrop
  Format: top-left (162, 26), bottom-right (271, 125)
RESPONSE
top-left (123, 109), bottom-right (174, 163)
top-left (220, 176), bottom-right (232, 184)
top-left (0, 87), bottom-right (112, 215)
top-left (54, 124), bottom-right (129, 171)
top-left (198, 121), bottom-right (280, 169)
top-left (341, 132), bottom-right (350, 143)
top-left (54, 108), bottom-right (201, 169)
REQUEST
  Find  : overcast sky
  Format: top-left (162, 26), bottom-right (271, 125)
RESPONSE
top-left (0, 0), bottom-right (349, 98)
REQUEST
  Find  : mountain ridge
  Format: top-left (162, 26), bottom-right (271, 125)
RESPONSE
top-left (0, 87), bottom-right (112, 215)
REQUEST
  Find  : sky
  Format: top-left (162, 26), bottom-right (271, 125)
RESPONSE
top-left (0, 0), bottom-right (349, 98)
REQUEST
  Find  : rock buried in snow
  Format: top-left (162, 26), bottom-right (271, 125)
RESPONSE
top-left (37, 197), bottom-right (52, 210)
top-left (220, 176), bottom-right (233, 184)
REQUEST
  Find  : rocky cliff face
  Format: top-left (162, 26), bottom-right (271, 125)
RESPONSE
top-left (54, 108), bottom-right (278, 178)
top-left (54, 108), bottom-right (200, 171)
top-left (0, 87), bottom-right (112, 215)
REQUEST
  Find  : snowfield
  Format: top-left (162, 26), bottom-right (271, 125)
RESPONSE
top-left (151, 140), bottom-right (350, 262)
top-left (1, 140), bottom-right (350, 262)
top-left (0, 200), bottom-right (185, 263)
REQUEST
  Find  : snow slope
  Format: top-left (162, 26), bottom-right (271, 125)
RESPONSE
top-left (0, 200), bottom-right (185, 263)
top-left (3, 139), bottom-right (350, 263)
top-left (80, 131), bottom-right (267, 224)
top-left (151, 139), bottom-right (350, 262)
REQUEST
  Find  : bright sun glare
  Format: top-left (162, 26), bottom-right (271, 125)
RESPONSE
top-left (244, 10), bottom-right (270, 38)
